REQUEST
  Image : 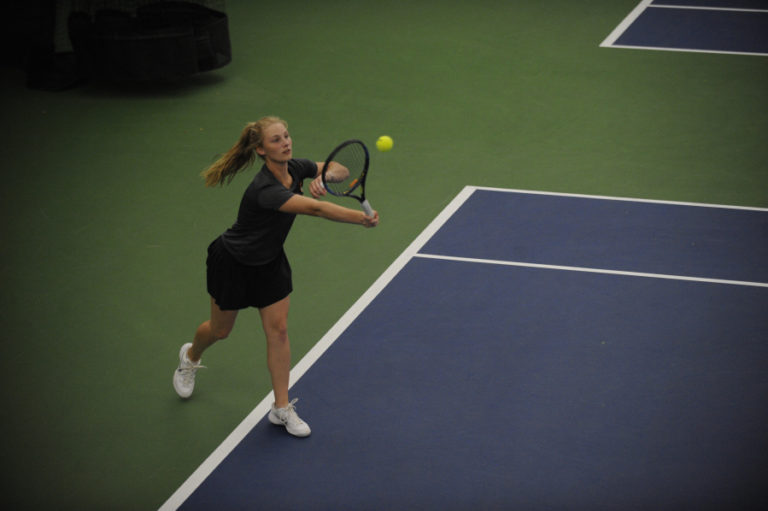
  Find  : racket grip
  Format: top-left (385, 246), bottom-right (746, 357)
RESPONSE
top-left (361, 200), bottom-right (373, 217)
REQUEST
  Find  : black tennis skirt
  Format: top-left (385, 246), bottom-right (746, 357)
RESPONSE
top-left (206, 237), bottom-right (292, 310)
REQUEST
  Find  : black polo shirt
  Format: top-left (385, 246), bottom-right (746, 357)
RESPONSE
top-left (220, 158), bottom-right (317, 265)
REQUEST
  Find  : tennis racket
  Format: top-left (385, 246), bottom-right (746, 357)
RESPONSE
top-left (321, 139), bottom-right (373, 216)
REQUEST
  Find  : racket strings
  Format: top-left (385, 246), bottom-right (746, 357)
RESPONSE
top-left (324, 142), bottom-right (367, 196)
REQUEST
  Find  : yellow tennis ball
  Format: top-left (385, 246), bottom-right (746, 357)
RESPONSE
top-left (376, 135), bottom-right (393, 152)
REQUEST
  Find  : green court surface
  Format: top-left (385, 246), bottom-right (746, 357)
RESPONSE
top-left (1, 1), bottom-right (765, 509)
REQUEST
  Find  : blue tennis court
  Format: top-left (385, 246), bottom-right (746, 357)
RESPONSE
top-left (601, 0), bottom-right (768, 56)
top-left (163, 188), bottom-right (768, 510)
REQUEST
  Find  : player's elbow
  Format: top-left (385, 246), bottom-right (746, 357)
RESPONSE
top-left (297, 199), bottom-right (330, 219)
top-left (307, 200), bottom-right (326, 218)
top-left (281, 196), bottom-right (325, 217)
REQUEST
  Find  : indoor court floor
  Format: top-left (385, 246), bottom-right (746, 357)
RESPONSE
top-left (1, 1), bottom-right (766, 509)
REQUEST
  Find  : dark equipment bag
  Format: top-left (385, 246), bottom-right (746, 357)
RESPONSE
top-left (69, 1), bottom-right (231, 81)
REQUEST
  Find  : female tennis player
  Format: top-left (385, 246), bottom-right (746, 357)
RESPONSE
top-left (173, 116), bottom-right (379, 437)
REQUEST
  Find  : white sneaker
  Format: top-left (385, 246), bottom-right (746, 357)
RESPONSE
top-left (173, 343), bottom-right (205, 399)
top-left (269, 398), bottom-right (311, 437)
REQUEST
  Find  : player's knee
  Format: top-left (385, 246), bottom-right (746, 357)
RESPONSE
top-left (266, 322), bottom-right (289, 343)
top-left (212, 324), bottom-right (233, 340)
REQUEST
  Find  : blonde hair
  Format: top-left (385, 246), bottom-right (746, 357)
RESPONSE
top-left (201, 116), bottom-right (287, 187)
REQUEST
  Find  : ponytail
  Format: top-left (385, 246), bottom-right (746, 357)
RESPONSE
top-left (201, 116), bottom-right (287, 187)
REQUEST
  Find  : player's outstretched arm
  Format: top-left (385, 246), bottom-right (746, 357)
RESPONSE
top-left (280, 194), bottom-right (378, 227)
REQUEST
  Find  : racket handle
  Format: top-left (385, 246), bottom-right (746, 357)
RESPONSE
top-left (361, 199), bottom-right (373, 217)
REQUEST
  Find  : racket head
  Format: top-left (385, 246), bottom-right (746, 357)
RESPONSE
top-left (321, 140), bottom-right (369, 198)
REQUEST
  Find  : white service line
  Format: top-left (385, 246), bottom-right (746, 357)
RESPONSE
top-left (472, 186), bottom-right (768, 211)
top-left (650, 3), bottom-right (768, 13)
top-left (414, 253), bottom-right (768, 289)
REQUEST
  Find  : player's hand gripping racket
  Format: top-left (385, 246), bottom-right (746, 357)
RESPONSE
top-left (321, 139), bottom-right (373, 216)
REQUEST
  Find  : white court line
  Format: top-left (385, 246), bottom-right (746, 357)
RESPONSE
top-left (158, 186), bottom-right (477, 511)
top-left (414, 253), bottom-right (768, 289)
top-left (605, 44), bottom-right (768, 57)
top-left (651, 4), bottom-right (768, 13)
top-left (472, 186), bottom-right (768, 212)
top-left (601, 0), bottom-right (654, 47)
top-left (160, 185), bottom-right (767, 509)
top-left (599, 0), bottom-right (768, 55)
